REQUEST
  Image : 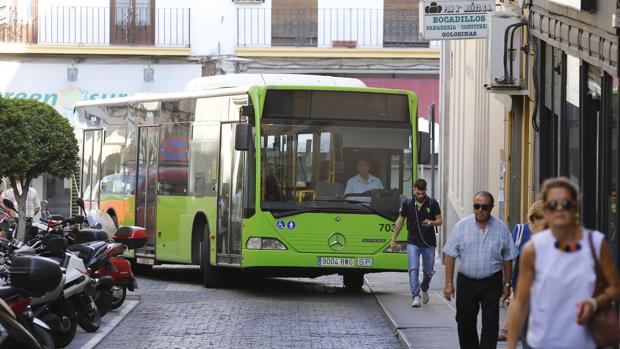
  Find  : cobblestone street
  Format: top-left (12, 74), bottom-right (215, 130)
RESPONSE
top-left (96, 266), bottom-right (402, 349)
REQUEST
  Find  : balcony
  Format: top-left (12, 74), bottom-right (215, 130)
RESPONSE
top-left (237, 8), bottom-right (427, 49)
top-left (0, 5), bottom-right (190, 55)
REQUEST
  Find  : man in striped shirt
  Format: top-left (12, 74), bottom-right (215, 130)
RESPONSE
top-left (443, 191), bottom-right (517, 349)
top-left (4, 180), bottom-right (40, 218)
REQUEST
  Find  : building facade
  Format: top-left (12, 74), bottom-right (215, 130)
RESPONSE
top-left (528, 0), bottom-right (619, 264)
top-left (0, 0), bottom-right (439, 216)
top-left (440, 0), bottom-right (620, 270)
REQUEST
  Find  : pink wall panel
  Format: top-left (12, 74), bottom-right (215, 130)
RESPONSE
top-left (359, 77), bottom-right (440, 122)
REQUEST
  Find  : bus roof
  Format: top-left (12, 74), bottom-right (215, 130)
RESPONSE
top-left (185, 74), bottom-right (366, 92)
top-left (74, 74), bottom-right (367, 108)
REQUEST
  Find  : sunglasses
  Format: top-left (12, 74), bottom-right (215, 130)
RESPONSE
top-left (473, 204), bottom-right (493, 211)
top-left (545, 199), bottom-right (576, 212)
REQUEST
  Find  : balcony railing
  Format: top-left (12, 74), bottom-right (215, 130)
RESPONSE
top-left (237, 8), bottom-right (427, 48)
top-left (0, 6), bottom-right (190, 47)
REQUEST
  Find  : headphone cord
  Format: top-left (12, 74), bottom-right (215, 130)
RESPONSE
top-left (414, 197), bottom-right (434, 248)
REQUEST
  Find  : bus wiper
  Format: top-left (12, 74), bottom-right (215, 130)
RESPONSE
top-left (270, 202), bottom-right (367, 218)
top-left (313, 198), bottom-right (398, 221)
top-left (271, 208), bottom-right (320, 218)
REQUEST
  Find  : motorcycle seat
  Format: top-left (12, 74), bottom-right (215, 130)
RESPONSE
top-left (0, 286), bottom-right (22, 301)
top-left (85, 241), bottom-right (108, 257)
top-left (68, 244), bottom-right (94, 266)
top-left (45, 255), bottom-right (67, 268)
top-left (68, 241), bottom-right (107, 266)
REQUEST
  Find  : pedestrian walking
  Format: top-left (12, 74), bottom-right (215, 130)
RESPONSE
top-left (507, 177), bottom-right (620, 349)
top-left (497, 200), bottom-right (546, 347)
top-left (390, 178), bottom-right (442, 307)
top-left (443, 191), bottom-right (517, 349)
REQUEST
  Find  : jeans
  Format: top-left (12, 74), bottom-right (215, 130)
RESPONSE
top-left (407, 244), bottom-right (435, 298)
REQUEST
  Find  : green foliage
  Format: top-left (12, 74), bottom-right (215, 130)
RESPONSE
top-left (0, 97), bottom-right (78, 181)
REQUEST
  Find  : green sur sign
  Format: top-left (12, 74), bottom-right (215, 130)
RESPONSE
top-left (0, 87), bottom-right (128, 110)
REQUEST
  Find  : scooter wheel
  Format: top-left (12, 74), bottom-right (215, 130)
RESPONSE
top-left (95, 289), bottom-right (113, 317)
top-left (110, 286), bottom-right (127, 310)
top-left (32, 322), bottom-right (56, 349)
top-left (52, 319), bottom-right (76, 348)
top-left (77, 309), bottom-right (101, 333)
top-left (51, 301), bottom-right (76, 348)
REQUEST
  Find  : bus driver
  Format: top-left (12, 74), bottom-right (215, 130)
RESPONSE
top-left (344, 159), bottom-right (384, 200)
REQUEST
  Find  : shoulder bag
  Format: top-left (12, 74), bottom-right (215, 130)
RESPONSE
top-left (587, 231), bottom-right (620, 347)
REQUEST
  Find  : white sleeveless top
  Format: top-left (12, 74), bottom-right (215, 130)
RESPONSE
top-left (527, 229), bottom-right (603, 349)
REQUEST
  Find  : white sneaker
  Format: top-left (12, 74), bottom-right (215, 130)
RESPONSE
top-left (411, 296), bottom-right (421, 307)
top-left (421, 291), bottom-right (430, 304)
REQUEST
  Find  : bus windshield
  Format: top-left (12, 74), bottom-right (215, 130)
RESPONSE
top-left (260, 121), bottom-right (413, 219)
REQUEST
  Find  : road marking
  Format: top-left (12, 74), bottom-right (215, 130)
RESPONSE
top-left (79, 300), bottom-right (140, 349)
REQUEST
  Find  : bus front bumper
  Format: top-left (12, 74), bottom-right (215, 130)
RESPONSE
top-left (240, 249), bottom-right (408, 274)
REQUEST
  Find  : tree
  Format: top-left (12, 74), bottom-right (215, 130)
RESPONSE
top-left (0, 97), bottom-right (79, 240)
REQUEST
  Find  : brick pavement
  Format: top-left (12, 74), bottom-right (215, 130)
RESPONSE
top-left (96, 266), bottom-right (402, 349)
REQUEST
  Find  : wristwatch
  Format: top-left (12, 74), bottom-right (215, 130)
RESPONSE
top-left (504, 282), bottom-right (511, 288)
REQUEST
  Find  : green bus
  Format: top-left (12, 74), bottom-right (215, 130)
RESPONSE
top-left (74, 74), bottom-right (427, 288)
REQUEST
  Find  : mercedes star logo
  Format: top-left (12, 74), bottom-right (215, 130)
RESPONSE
top-left (328, 232), bottom-right (346, 251)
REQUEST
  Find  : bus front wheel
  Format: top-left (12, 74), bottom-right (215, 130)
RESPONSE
top-left (200, 224), bottom-right (222, 288)
top-left (343, 272), bottom-right (364, 290)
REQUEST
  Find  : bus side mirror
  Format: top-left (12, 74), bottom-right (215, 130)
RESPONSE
top-left (417, 131), bottom-right (431, 165)
top-left (235, 123), bottom-right (251, 151)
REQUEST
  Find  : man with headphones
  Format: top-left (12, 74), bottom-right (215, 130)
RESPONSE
top-left (390, 178), bottom-right (443, 307)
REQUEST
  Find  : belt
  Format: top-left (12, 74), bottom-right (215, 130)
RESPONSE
top-left (458, 270), bottom-right (502, 282)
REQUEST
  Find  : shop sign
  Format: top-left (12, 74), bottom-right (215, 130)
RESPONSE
top-left (548, 0), bottom-right (595, 12)
top-left (420, 0), bottom-right (496, 40)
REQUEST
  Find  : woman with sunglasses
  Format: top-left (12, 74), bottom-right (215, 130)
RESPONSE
top-left (507, 177), bottom-right (620, 349)
top-left (498, 200), bottom-right (545, 346)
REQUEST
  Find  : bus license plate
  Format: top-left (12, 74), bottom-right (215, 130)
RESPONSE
top-left (318, 257), bottom-right (354, 267)
top-left (357, 258), bottom-right (373, 267)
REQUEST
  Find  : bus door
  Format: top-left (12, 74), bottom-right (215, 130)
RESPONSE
top-left (136, 125), bottom-right (159, 255)
top-left (217, 122), bottom-right (245, 265)
top-left (81, 129), bottom-right (103, 210)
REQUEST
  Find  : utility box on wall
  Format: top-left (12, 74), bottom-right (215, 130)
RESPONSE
top-left (486, 11), bottom-right (525, 92)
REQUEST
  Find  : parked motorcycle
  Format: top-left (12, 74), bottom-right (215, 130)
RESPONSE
top-left (71, 199), bottom-right (143, 312)
top-left (1, 237), bottom-right (101, 348)
top-left (0, 255), bottom-right (63, 349)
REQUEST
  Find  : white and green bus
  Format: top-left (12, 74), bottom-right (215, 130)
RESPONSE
top-left (74, 74), bottom-right (427, 288)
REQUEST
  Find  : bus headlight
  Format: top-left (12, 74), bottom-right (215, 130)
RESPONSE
top-left (384, 242), bottom-right (408, 253)
top-left (246, 237), bottom-right (288, 250)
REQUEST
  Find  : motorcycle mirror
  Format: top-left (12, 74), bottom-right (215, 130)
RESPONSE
top-left (2, 199), bottom-right (16, 211)
top-left (76, 198), bottom-right (85, 212)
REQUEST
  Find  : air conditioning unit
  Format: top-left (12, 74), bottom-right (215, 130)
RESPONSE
top-left (485, 11), bottom-right (526, 93)
top-left (232, 0), bottom-right (264, 3)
